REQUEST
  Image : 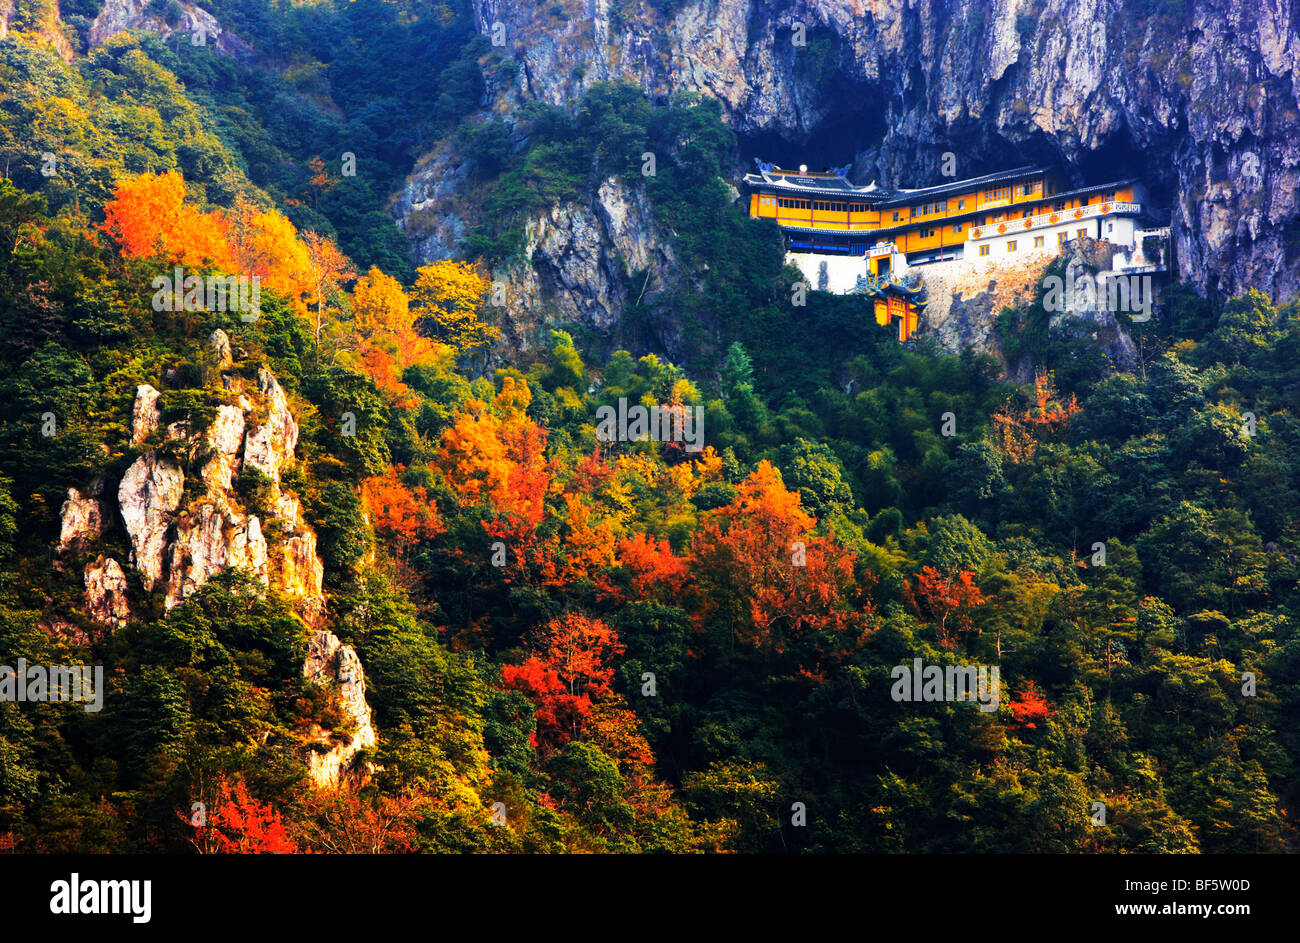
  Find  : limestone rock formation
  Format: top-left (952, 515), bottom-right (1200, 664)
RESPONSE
top-left (394, 170), bottom-right (679, 357)
top-left (243, 367), bottom-right (299, 486)
top-left (113, 362), bottom-right (326, 621)
top-left (118, 453), bottom-right (185, 592)
top-left (58, 481), bottom-right (105, 552)
top-left (84, 555), bottom-right (130, 629)
top-left (210, 328), bottom-right (234, 369)
top-left (301, 631), bottom-right (378, 788)
top-left (131, 384), bottom-right (161, 447)
top-left (164, 504), bottom-right (268, 611)
top-left (88, 0), bottom-right (245, 56)
top-left (202, 405), bottom-right (245, 492)
top-left (277, 532), bottom-right (325, 622)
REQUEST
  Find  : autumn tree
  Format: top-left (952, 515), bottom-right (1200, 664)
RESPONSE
top-left (616, 532), bottom-right (688, 601)
top-left (306, 155), bottom-right (337, 210)
top-left (227, 200), bottom-right (315, 315)
top-left (191, 777), bottom-right (302, 854)
top-left (689, 461), bottom-right (869, 660)
top-left (1007, 681), bottom-right (1052, 730)
top-left (361, 466), bottom-right (444, 544)
top-left (535, 612), bottom-right (624, 699)
top-left (304, 230), bottom-right (356, 349)
top-left (410, 260), bottom-right (497, 354)
top-left (502, 613), bottom-right (625, 754)
top-left (101, 170), bottom-right (231, 269)
top-left (435, 378), bottom-right (551, 549)
top-left (903, 565), bottom-right (986, 648)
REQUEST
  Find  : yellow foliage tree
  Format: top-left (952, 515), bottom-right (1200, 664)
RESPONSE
top-left (353, 266), bottom-right (412, 339)
top-left (410, 260), bottom-right (497, 354)
top-left (304, 231), bottom-right (356, 347)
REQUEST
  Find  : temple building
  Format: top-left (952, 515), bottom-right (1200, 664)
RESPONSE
top-left (744, 161), bottom-right (1165, 341)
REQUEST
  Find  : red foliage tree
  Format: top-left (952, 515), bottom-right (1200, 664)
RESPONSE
top-left (1007, 681), bottom-right (1053, 730)
top-left (903, 566), bottom-right (986, 648)
top-left (689, 461), bottom-right (871, 659)
top-left (192, 777), bottom-right (303, 854)
top-left (616, 532), bottom-right (688, 601)
top-left (500, 613), bottom-right (625, 754)
top-left (500, 656), bottom-right (591, 752)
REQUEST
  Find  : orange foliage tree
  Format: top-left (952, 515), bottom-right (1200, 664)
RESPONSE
top-left (501, 613), bottom-right (625, 753)
top-left (360, 466), bottom-right (444, 544)
top-left (304, 230), bottom-right (356, 347)
top-left (436, 378), bottom-right (551, 551)
top-left (350, 266), bottom-right (443, 407)
top-left (991, 368), bottom-right (1082, 462)
top-left (101, 171), bottom-right (356, 331)
top-left (689, 461), bottom-right (869, 659)
top-left (616, 532), bottom-right (688, 601)
top-left (101, 170), bottom-right (231, 268)
top-left (903, 566), bottom-right (986, 648)
top-left (295, 789), bottom-right (420, 854)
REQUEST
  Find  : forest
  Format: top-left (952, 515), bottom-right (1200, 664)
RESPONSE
top-left (0, 0), bottom-right (1296, 854)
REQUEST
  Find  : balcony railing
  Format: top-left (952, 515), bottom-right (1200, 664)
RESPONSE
top-left (966, 202), bottom-right (1141, 242)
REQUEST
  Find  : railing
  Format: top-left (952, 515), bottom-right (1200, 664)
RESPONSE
top-left (967, 202), bottom-right (1141, 242)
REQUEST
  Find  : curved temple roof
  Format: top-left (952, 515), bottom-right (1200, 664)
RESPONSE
top-left (744, 159), bottom-right (1057, 205)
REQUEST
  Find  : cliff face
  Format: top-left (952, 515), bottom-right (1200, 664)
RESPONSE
top-left (302, 631), bottom-right (378, 788)
top-left (443, 0), bottom-right (1300, 325)
top-left (394, 156), bottom-right (681, 358)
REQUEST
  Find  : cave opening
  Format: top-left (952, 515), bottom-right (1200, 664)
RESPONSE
top-left (730, 21), bottom-right (888, 180)
top-left (735, 106), bottom-right (886, 182)
top-left (1076, 127), bottom-right (1177, 214)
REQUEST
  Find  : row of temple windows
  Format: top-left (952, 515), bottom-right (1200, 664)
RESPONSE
top-left (762, 187), bottom-right (1118, 221)
top-left (974, 231), bottom-right (1088, 256)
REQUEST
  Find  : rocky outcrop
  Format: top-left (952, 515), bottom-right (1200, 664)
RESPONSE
top-left (395, 168), bottom-right (680, 357)
top-left (277, 533), bottom-right (325, 623)
top-left (105, 355), bottom-right (370, 783)
top-left (1044, 236), bottom-right (1142, 371)
top-left (202, 405), bottom-right (245, 492)
top-left (301, 631), bottom-right (378, 788)
top-left (131, 384), bottom-right (161, 447)
top-left (918, 237), bottom-right (1142, 373)
top-left (243, 368), bottom-right (298, 487)
top-left (164, 503), bottom-right (268, 610)
top-left (113, 360), bottom-right (325, 620)
top-left (58, 481), bottom-right (106, 552)
top-left (210, 329), bottom-right (233, 370)
top-left (88, 0), bottom-right (246, 56)
top-left (457, 0), bottom-right (1300, 307)
top-left (118, 453), bottom-right (185, 592)
top-left (390, 141), bottom-right (474, 265)
top-left (84, 555), bottom-right (130, 629)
